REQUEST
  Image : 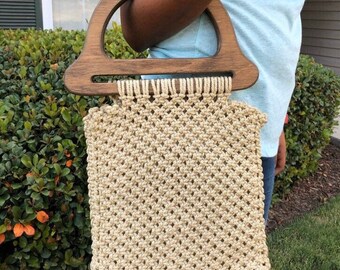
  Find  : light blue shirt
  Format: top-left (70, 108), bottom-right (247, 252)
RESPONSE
top-left (147, 0), bottom-right (305, 157)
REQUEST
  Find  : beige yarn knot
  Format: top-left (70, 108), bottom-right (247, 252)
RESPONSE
top-left (84, 77), bottom-right (270, 269)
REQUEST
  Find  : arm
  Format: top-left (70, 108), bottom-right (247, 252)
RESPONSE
top-left (120, 0), bottom-right (212, 52)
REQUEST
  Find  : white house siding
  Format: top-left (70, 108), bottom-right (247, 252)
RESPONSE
top-left (50, 0), bottom-right (120, 30)
top-left (41, 0), bottom-right (53, 29)
top-left (301, 0), bottom-right (340, 75)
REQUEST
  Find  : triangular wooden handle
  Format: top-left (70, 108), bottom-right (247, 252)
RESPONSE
top-left (64, 0), bottom-right (258, 96)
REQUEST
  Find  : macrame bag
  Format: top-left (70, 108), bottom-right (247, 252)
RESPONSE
top-left (64, 1), bottom-right (271, 269)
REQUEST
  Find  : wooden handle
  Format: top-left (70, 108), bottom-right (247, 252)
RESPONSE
top-left (64, 0), bottom-right (259, 96)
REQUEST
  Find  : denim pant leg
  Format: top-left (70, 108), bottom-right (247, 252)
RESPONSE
top-left (261, 157), bottom-right (276, 223)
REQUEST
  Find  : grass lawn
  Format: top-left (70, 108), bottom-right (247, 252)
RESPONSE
top-left (267, 195), bottom-right (340, 270)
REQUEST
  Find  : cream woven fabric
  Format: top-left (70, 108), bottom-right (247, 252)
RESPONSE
top-left (84, 77), bottom-right (270, 270)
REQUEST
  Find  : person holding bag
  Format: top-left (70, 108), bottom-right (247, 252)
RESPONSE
top-left (121, 0), bottom-right (305, 223)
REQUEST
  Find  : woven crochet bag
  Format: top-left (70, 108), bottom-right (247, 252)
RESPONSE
top-left (64, 1), bottom-right (271, 269)
top-left (84, 77), bottom-right (270, 269)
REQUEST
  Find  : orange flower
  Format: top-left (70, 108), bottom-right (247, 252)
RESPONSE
top-left (36, 211), bottom-right (49, 223)
top-left (23, 225), bottom-right (35, 236)
top-left (65, 160), bottom-right (73, 168)
top-left (6, 224), bottom-right (12, 231)
top-left (13, 223), bottom-right (24, 238)
top-left (0, 233), bottom-right (5, 245)
top-left (13, 223), bottom-right (36, 237)
top-left (64, 150), bottom-right (71, 158)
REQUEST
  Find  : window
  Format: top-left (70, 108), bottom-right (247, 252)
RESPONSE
top-left (0, 0), bottom-right (43, 29)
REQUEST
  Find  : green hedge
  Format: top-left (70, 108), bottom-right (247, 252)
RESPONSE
top-left (275, 55), bottom-right (340, 198)
top-left (0, 27), bottom-right (339, 269)
top-left (0, 26), bottom-right (146, 269)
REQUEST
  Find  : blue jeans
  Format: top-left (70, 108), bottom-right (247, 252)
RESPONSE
top-left (261, 157), bottom-right (276, 223)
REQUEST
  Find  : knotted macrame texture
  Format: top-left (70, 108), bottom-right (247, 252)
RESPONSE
top-left (84, 77), bottom-right (270, 270)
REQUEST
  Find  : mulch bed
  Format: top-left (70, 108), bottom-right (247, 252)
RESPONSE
top-left (267, 142), bottom-right (340, 233)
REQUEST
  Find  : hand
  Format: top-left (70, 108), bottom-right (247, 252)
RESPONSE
top-left (275, 131), bottom-right (286, 175)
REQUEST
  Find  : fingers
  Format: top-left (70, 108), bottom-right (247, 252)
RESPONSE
top-left (275, 154), bottom-right (286, 175)
top-left (275, 131), bottom-right (286, 175)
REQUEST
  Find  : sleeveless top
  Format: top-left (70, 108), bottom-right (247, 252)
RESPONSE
top-left (147, 0), bottom-right (305, 157)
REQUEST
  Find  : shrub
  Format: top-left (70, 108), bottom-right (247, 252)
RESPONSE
top-left (0, 26), bottom-right (146, 269)
top-left (0, 26), bottom-right (339, 269)
top-left (275, 55), bottom-right (340, 197)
